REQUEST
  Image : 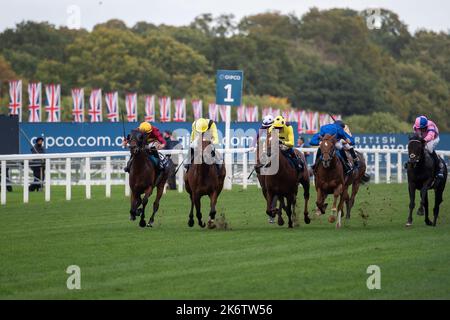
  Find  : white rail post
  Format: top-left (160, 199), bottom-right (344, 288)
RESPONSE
top-left (374, 152), bottom-right (380, 184)
top-left (242, 150), bottom-right (248, 189)
top-left (45, 158), bottom-right (51, 202)
top-left (125, 156), bottom-right (130, 197)
top-left (224, 105), bottom-right (232, 190)
top-left (66, 157), bottom-right (71, 201)
top-left (23, 160), bottom-right (29, 203)
top-left (397, 151), bottom-right (403, 183)
top-left (106, 156), bottom-right (111, 198)
top-left (386, 152), bottom-right (391, 184)
top-left (1, 160), bottom-right (6, 205)
top-left (85, 157), bottom-right (91, 199)
top-left (177, 152), bottom-right (183, 193)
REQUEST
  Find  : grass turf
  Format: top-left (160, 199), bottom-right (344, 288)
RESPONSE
top-left (0, 183), bottom-right (449, 299)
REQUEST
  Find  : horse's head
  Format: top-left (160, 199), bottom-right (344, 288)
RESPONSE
top-left (319, 134), bottom-right (337, 168)
top-left (128, 129), bottom-right (145, 155)
top-left (408, 134), bottom-right (425, 166)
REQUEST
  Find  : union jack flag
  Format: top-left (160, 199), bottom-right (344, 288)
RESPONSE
top-left (236, 105), bottom-right (246, 122)
top-left (208, 103), bottom-right (218, 122)
top-left (71, 88), bottom-right (84, 123)
top-left (145, 95), bottom-right (155, 122)
top-left (88, 89), bottom-right (102, 122)
top-left (281, 109), bottom-right (290, 121)
top-left (28, 82), bottom-right (41, 122)
top-left (125, 93), bottom-right (137, 122)
top-left (297, 110), bottom-right (306, 133)
top-left (219, 105), bottom-right (228, 122)
top-left (192, 99), bottom-right (202, 120)
top-left (262, 107), bottom-right (271, 118)
top-left (319, 113), bottom-right (331, 128)
top-left (245, 106), bottom-right (258, 122)
top-left (173, 98), bottom-right (186, 122)
top-left (45, 84), bottom-right (61, 122)
top-left (105, 91), bottom-right (119, 122)
top-left (305, 111), bottom-right (319, 134)
top-left (288, 109), bottom-right (298, 123)
top-left (159, 96), bottom-right (171, 122)
top-left (8, 80), bottom-right (22, 121)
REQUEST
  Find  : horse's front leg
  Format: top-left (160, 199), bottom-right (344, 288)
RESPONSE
top-left (315, 188), bottom-right (326, 216)
top-left (266, 192), bottom-right (275, 223)
top-left (139, 186), bottom-right (153, 228)
top-left (335, 185), bottom-right (345, 229)
top-left (432, 185), bottom-right (444, 227)
top-left (129, 192), bottom-right (140, 221)
top-left (207, 191), bottom-right (219, 229)
top-left (148, 184), bottom-right (164, 227)
top-left (194, 194), bottom-right (205, 228)
top-left (406, 183), bottom-right (415, 226)
top-left (301, 179), bottom-right (311, 224)
top-left (423, 192), bottom-right (432, 226)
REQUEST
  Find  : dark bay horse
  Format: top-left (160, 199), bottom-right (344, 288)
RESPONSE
top-left (128, 130), bottom-right (168, 228)
top-left (260, 130), bottom-right (310, 228)
top-left (184, 138), bottom-right (226, 228)
top-left (406, 135), bottom-right (447, 227)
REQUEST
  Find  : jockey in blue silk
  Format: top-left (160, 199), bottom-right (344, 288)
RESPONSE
top-left (310, 120), bottom-right (358, 174)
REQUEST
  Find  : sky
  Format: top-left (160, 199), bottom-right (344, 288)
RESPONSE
top-left (1, 0), bottom-right (449, 33)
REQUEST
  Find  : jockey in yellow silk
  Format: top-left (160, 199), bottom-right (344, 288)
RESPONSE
top-left (269, 115), bottom-right (303, 172)
top-left (187, 118), bottom-right (220, 171)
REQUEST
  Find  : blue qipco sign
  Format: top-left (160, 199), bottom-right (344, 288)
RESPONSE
top-left (216, 70), bottom-right (243, 106)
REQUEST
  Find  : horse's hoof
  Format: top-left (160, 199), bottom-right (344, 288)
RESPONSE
top-left (199, 221), bottom-right (206, 228)
top-left (405, 222), bottom-right (413, 227)
top-left (331, 208), bottom-right (337, 213)
top-left (207, 220), bottom-right (216, 229)
top-left (417, 207), bottom-right (424, 216)
top-left (136, 208), bottom-right (142, 217)
top-left (268, 217), bottom-right (275, 224)
top-left (188, 219), bottom-right (194, 227)
top-left (146, 221), bottom-right (153, 227)
top-left (129, 215), bottom-right (136, 221)
top-left (304, 216), bottom-right (311, 224)
top-left (315, 208), bottom-right (322, 216)
top-left (288, 223), bottom-right (293, 229)
top-left (336, 222), bottom-right (341, 229)
top-left (425, 219), bottom-right (433, 226)
top-left (328, 215), bottom-right (336, 223)
top-left (278, 219), bottom-right (285, 226)
top-left (139, 220), bottom-right (146, 228)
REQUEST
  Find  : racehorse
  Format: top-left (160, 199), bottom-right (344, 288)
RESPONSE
top-left (260, 130), bottom-right (310, 228)
top-left (128, 130), bottom-right (168, 228)
top-left (184, 138), bottom-right (226, 229)
top-left (406, 135), bottom-right (447, 227)
top-left (314, 134), bottom-right (369, 228)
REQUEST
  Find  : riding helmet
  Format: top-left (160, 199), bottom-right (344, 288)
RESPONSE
top-left (335, 120), bottom-right (345, 128)
top-left (195, 118), bottom-right (210, 133)
top-left (415, 116), bottom-right (428, 129)
top-left (138, 122), bottom-right (152, 133)
top-left (272, 116), bottom-right (286, 128)
top-left (262, 115), bottom-right (274, 128)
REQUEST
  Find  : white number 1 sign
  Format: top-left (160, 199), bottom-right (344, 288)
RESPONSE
top-left (224, 84), bottom-right (234, 103)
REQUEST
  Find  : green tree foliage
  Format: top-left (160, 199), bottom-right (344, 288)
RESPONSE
top-left (345, 112), bottom-right (411, 133)
top-left (0, 10), bottom-right (449, 131)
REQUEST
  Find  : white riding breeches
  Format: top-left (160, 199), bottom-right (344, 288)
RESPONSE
top-left (335, 140), bottom-right (351, 151)
top-left (425, 137), bottom-right (439, 153)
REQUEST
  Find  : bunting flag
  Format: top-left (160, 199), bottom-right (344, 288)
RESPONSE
top-left (289, 109), bottom-right (297, 123)
top-left (208, 103), bottom-right (219, 121)
top-left (192, 99), bottom-right (203, 120)
top-left (105, 91), bottom-right (119, 122)
top-left (45, 84), bottom-right (61, 122)
top-left (272, 108), bottom-right (281, 117)
top-left (262, 107), bottom-right (271, 118)
top-left (236, 105), bottom-right (246, 122)
top-left (281, 109), bottom-right (290, 121)
top-left (145, 95), bottom-right (155, 122)
top-left (305, 111), bottom-right (319, 134)
top-left (173, 98), bottom-right (186, 122)
top-left (8, 80), bottom-right (22, 121)
top-left (71, 88), bottom-right (84, 123)
top-left (88, 89), bottom-right (102, 122)
top-left (245, 105), bottom-right (258, 122)
top-left (28, 82), bottom-right (41, 122)
top-left (125, 93), bottom-right (138, 122)
top-left (219, 105), bottom-right (228, 122)
top-left (297, 110), bottom-right (306, 134)
top-left (159, 96), bottom-right (171, 122)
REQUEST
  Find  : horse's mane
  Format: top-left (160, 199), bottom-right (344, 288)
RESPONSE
top-left (408, 133), bottom-right (425, 143)
top-left (322, 133), bottom-right (337, 141)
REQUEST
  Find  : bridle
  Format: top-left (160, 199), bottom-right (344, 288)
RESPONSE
top-left (320, 139), bottom-right (336, 168)
top-left (408, 139), bottom-right (423, 165)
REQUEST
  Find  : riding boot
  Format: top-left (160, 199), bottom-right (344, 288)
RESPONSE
top-left (185, 148), bottom-right (194, 172)
top-left (349, 148), bottom-right (359, 169)
top-left (124, 155), bottom-right (133, 173)
top-left (431, 151), bottom-right (445, 179)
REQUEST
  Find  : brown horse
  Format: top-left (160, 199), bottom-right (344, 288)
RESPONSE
top-left (314, 134), bottom-right (369, 227)
top-left (314, 134), bottom-right (346, 228)
top-left (184, 138), bottom-right (226, 228)
top-left (128, 130), bottom-right (168, 228)
top-left (259, 130), bottom-right (310, 228)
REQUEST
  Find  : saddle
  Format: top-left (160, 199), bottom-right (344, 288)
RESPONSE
top-left (281, 149), bottom-right (304, 174)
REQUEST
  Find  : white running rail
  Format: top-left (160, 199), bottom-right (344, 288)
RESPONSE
top-left (1, 148), bottom-right (449, 205)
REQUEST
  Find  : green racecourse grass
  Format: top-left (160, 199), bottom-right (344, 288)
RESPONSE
top-left (1, 183), bottom-right (449, 300)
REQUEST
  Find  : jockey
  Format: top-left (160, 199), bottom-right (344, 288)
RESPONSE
top-left (269, 115), bottom-right (303, 172)
top-left (413, 116), bottom-right (445, 179)
top-left (123, 122), bottom-right (168, 180)
top-left (261, 114), bottom-right (274, 129)
top-left (187, 118), bottom-right (220, 171)
top-left (310, 120), bottom-right (355, 174)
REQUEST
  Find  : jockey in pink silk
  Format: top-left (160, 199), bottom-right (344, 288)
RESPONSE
top-left (413, 116), bottom-right (444, 179)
